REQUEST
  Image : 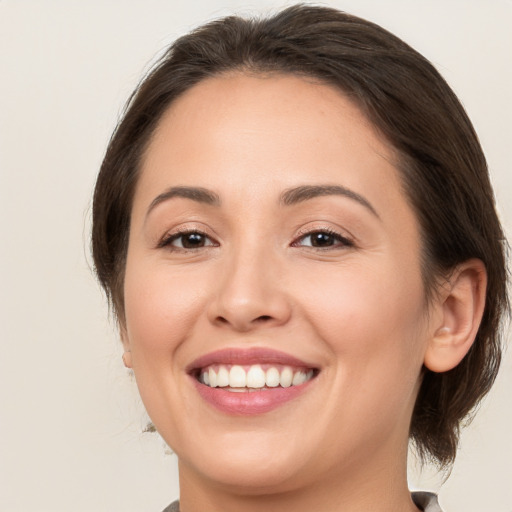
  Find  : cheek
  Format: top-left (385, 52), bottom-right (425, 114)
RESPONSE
top-left (293, 257), bottom-right (428, 434)
top-left (293, 256), bottom-right (427, 373)
top-left (123, 260), bottom-right (208, 359)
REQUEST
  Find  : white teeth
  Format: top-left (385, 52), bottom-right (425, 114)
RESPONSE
top-left (280, 366), bottom-right (293, 388)
top-left (247, 365), bottom-right (266, 388)
top-left (217, 366), bottom-right (230, 387)
top-left (266, 367), bottom-right (280, 387)
top-left (229, 365), bottom-right (246, 387)
top-left (292, 370), bottom-right (307, 386)
top-left (200, 364), bottom-right (315, 389)
top-left (208, 367), bottom-right (217, 387)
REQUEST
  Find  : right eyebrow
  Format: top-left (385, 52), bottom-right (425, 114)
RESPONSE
top-left (145, 186), bottom-right (221, 220)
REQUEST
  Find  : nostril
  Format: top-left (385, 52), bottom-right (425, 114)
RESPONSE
top-left (255, 315), bottom-right (272, 322)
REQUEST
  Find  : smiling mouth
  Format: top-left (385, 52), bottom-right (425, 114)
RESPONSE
top-left (194, 364), bottom-right (316, 392)
top-left (187, 348), bottom-right (320, 413)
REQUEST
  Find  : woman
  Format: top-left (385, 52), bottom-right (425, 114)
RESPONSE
top-left (91, 5), bottom-right (508, 511)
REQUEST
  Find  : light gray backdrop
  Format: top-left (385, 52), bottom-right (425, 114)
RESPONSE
top-left (1, 1), bottom-right (511, 511)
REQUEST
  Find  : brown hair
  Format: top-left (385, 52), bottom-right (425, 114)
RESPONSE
top-left (92, 4), bottom-right (508, 468)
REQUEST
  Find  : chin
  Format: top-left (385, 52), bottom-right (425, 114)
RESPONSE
top-left (175, 429), bottom-right (313, 493)
top-left (194, 461), bottom-right (305, 495)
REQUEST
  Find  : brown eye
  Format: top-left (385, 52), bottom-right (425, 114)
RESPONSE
top-left (161, 231), bottom-right (216, 250)
top-left (296, 230), bottom-right (353, 249)
top-left (180, 232), bottom-right (207, 248)
top-left (309, 232), bottom-right (336, 247)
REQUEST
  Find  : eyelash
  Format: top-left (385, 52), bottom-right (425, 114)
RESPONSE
top-left (158, 227), bottom-right (353, 251)
top-left (292, 228), bottom-right (354, 250)
top-left (158, 229), bottom-right (218, 251)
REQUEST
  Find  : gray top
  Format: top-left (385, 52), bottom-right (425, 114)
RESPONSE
top-left (162, 491), bottom-right (442, 511)
top-left (162, 502), bottom-right (179, 512)
top-left (412, 492), bottom-right (443, 511)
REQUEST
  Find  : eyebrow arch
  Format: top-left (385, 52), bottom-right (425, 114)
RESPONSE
top-left (280, 184), bottom-right (379, 218)
top-left (146, 186), bottom-right (221, 218)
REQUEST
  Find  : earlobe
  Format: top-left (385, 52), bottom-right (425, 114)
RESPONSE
top-left (122, 351), bottom-right (133, 368)
top-left (424, 259), bottom-right (487, 373)
top-left (120, 325), bottom-right (133, 369)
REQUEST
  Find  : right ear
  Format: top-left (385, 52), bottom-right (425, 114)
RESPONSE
top-left (120, 325), bottom-right (133, 369)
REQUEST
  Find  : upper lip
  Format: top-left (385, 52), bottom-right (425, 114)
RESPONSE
top-left (186, 347), bottom-right (318, 373)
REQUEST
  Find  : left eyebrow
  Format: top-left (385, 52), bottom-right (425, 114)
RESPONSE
top-left (280, 184), bottom-right (380, 219)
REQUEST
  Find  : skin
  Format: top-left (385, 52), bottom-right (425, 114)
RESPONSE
top-left (120, 73), bottom-right (485, 512)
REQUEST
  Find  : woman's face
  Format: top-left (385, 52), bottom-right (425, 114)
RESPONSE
top-left (122, 74), bottom-right (437, 492)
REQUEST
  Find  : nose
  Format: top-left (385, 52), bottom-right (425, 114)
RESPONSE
top-left (207, 248), bottom-right (292, 332)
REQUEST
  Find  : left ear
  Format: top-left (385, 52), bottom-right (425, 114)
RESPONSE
top-left (119, 324), bottom-right (133, 369)
top-left (424, 259), bottom-right (487, 373)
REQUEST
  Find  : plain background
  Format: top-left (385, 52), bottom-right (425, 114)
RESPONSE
top-left (0, 1), bottom-right (511, 511)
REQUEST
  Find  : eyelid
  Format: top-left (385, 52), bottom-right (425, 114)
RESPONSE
top-left (156, 224), bottom-right (220, 250)
top-left (292, 225), bottom-right (355, 248)
top-left (155, 222), bottom-right (354, 250)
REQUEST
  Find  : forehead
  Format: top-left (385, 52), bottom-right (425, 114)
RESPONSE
top-left (135, 72), bottom-right (410, 225)
top-left (147, 72), bottom-right (394, 167)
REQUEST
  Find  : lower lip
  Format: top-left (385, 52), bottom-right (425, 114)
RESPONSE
top-left (192, 377), bottom-right (314, 415)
